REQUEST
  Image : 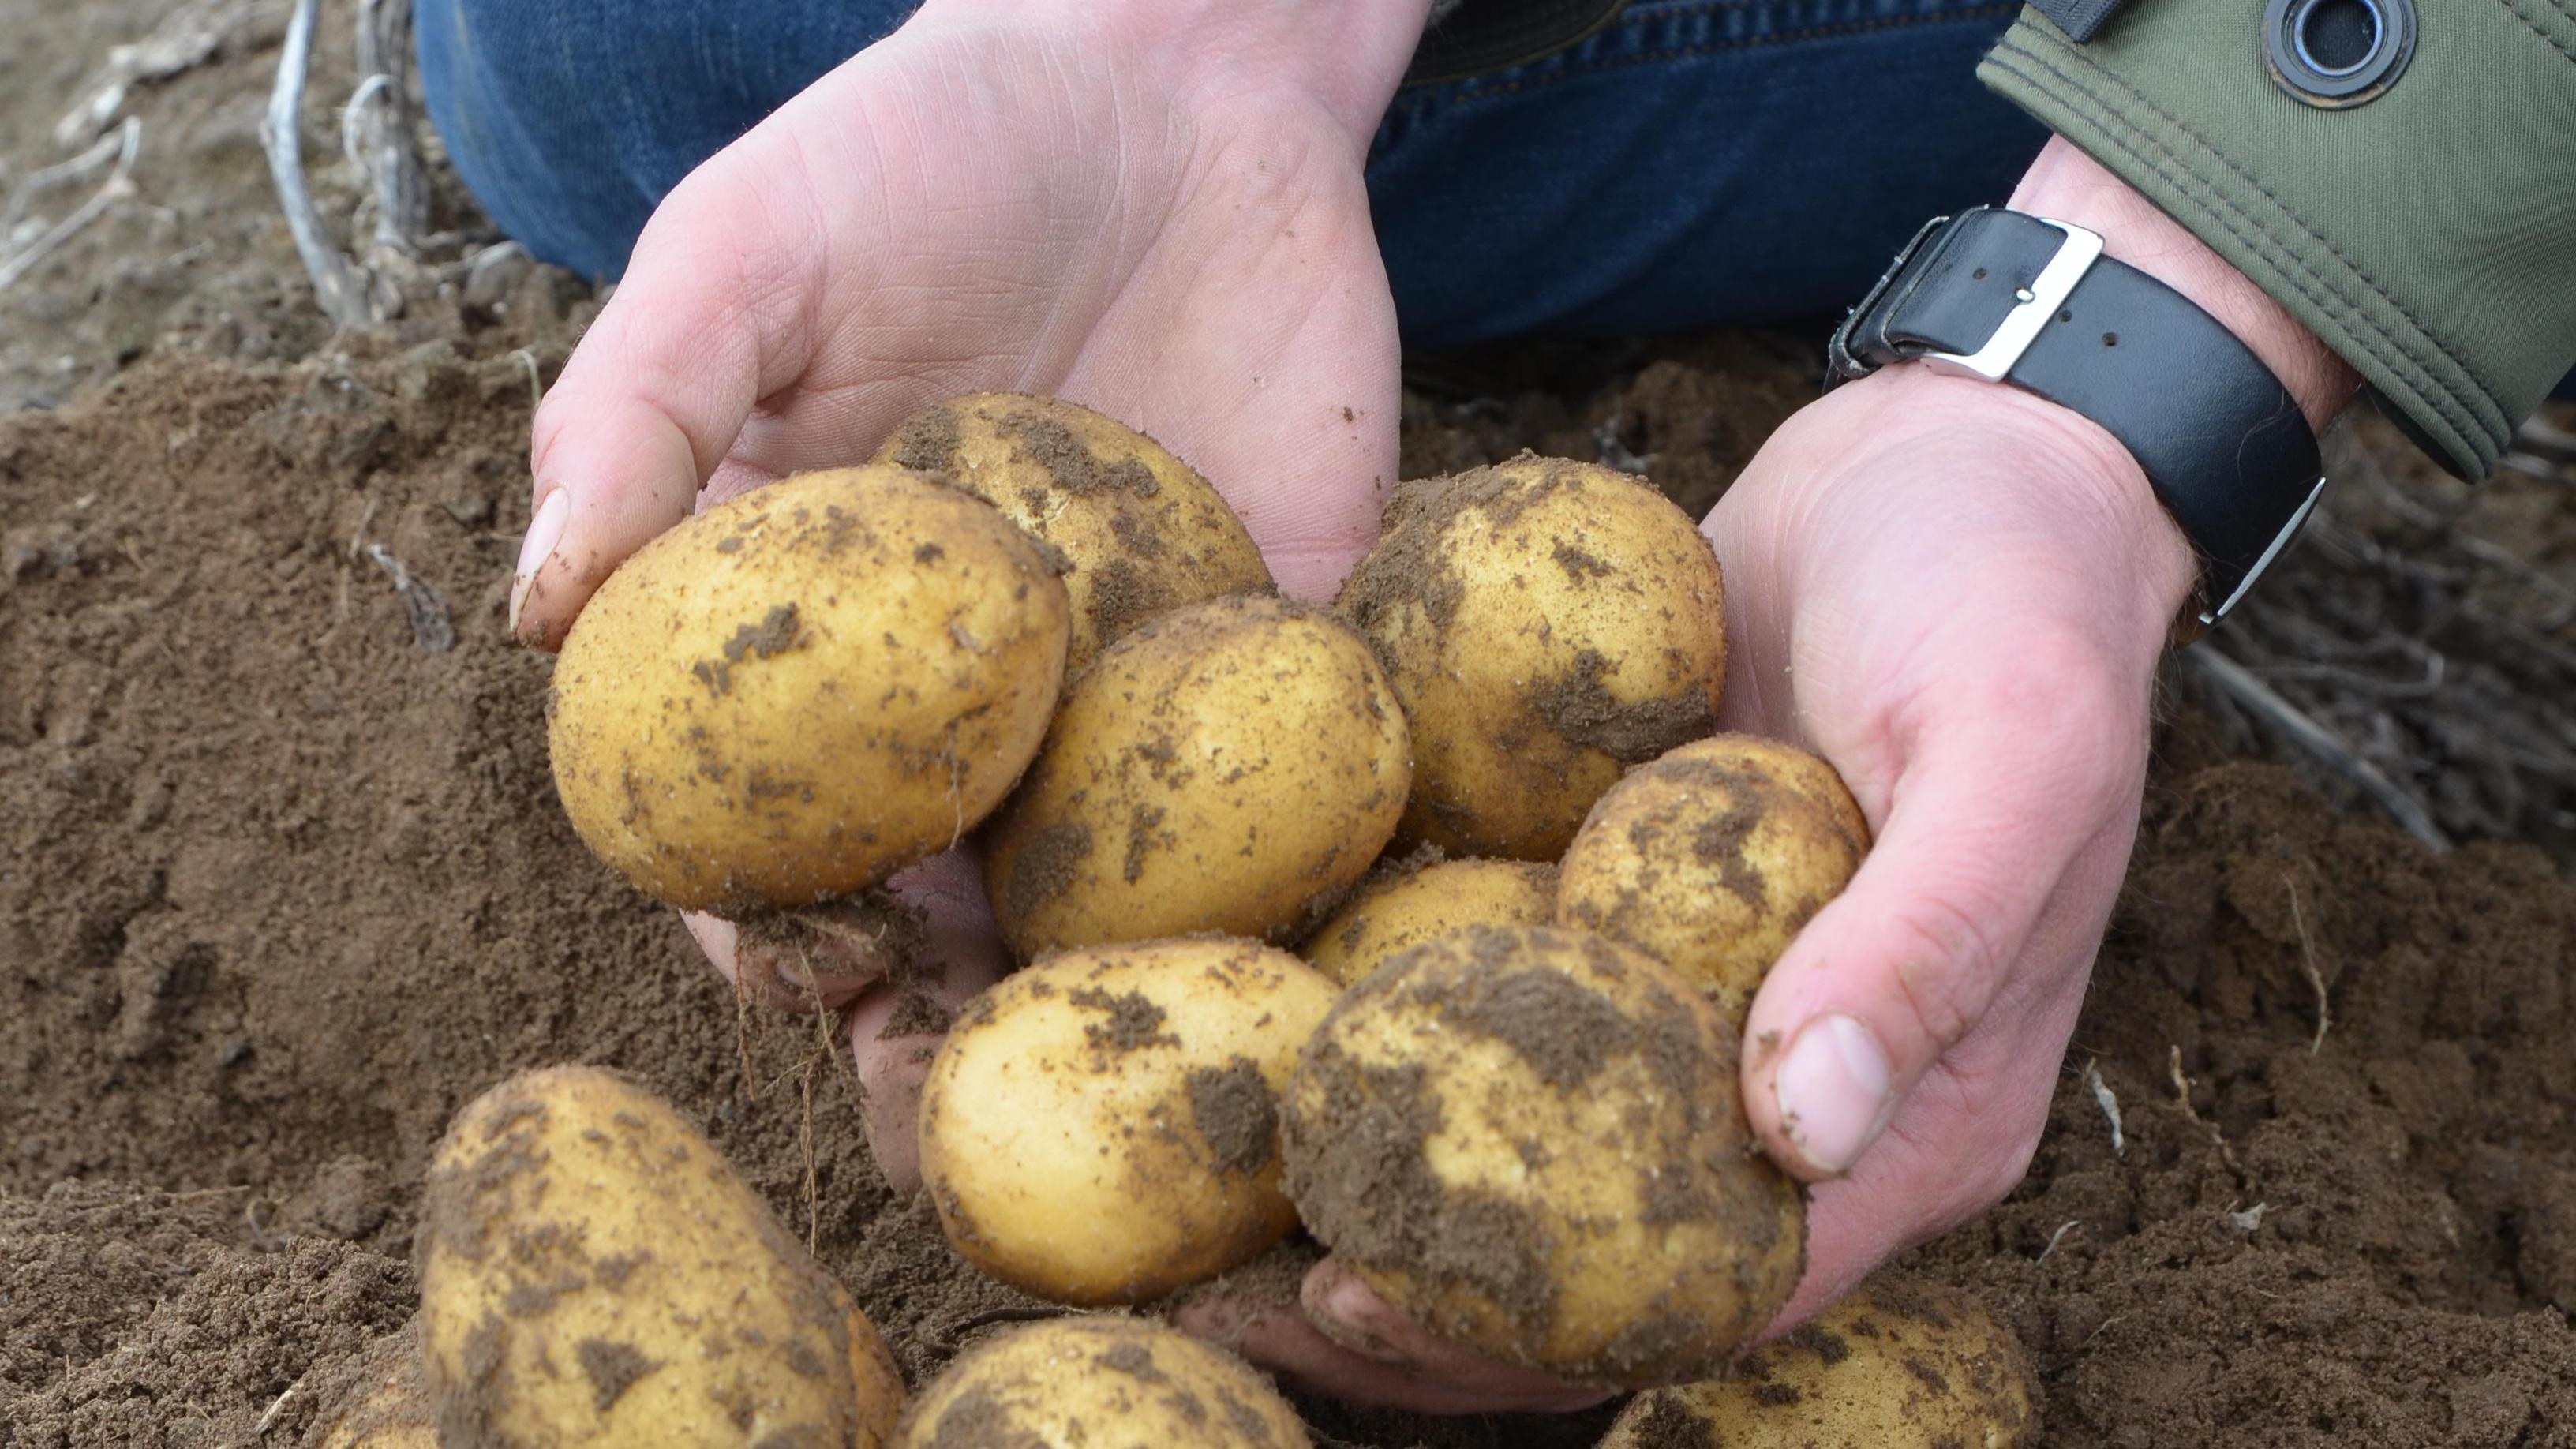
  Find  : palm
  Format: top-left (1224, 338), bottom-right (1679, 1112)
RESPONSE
top-left (534, 14), bottom-right (1398, 608)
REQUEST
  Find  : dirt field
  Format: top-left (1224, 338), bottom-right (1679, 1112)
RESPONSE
top-left (5, 4), bottom-right (2574, 1447)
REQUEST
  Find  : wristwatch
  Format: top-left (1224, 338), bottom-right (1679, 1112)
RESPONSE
top-left (1829, 207), bottom-right (2325, 629)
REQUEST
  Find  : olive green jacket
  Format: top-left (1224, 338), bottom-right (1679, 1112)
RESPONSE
top-left (1980, 0), bottom-right (2576, 478)
top-left (1428, 0), bottom-right (2575, 479)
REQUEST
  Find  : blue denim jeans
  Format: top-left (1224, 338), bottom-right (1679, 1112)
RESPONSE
top-left (418, 0), bottom-right (2044, 346)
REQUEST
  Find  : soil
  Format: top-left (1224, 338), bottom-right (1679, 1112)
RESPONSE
top-left (5, 4), bottom-right (2576, 1449)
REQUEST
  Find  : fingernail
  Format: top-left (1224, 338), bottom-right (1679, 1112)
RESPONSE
top-left (509, 489), bottom-right (568, 637)
top-left (1301, 1269), bottom-right (1408, 1363)
top-left (1773, 1013), bottom-right (1896, 1175)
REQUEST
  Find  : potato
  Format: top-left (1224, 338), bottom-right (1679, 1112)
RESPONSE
top-left (896, 1317), bottom-right (1308, 1448)
top-left (1282, 923), bottom-right (1803, 1385)
top-left (875, 393), bottom-right (1273, 675)
top-left (1557, 735), bottom-right (1870, 1026)
top-left (1302, 854), bottom-right (1557, 988)
top-left (983, 595), bottom-right (1410, 956)
top-left (1337, 454), bottom-right (1727, 861)
top-left (309, 1326), bottom-right (435, 1449)
top-left (417, 1066), bottom-right (905, 1449)
top-left (1597, 1276), bottom-right (2038, 1448)
top-left (549, 464), bottom-right (1069, 913)
top-left (920, 938), bottom-right (1340, 1304)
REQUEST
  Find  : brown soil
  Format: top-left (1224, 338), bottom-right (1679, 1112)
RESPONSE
top-left (5, 5), bottom-right (2575, 1448)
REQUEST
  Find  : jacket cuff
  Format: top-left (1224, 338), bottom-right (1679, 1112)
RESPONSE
top-left (1979, 1), bottom-right (2576, 479)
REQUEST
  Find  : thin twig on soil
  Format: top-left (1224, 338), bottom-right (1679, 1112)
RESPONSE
top-left (801, 1058), bottom-right (821, 1256)
top-left (264, 0), bottom-right (372, 327)
top-left (3, 125), bottom-right (127, 231)
top-left (2183, 648), bottom-right (2451, 851)
top-left (0, 120), bottom-right (139, 294)
top-left (2286, 874), bottom-right (2330, 1054)
top-left (2035, 1220), bottom-right (2080, 1264)
top-left (253, 1375), bottom-right (303, 1435)
top-left (363, 543), bottom-right (455, 653)
top-left (350, 0), bottom-right (425, 261)
top-left (2170, 1045), bottom-right (2244, 1178)
top-left (2084, 1060), bottom-right (2124, 1158)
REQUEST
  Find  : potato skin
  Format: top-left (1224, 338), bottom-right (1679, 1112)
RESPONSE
top-left (875, 393), bottom-right (1272, 675)
top-left (1557, 735), bottom-right (1870, 1026)
top-left (417, 1066), bottom-right (905, 1449)
top-left (1302, 856), bottom-right (1557, 989)
top-left (1281, 923), bottom-right (1803, 1386)
top-left (1336, 455), bottom-right (1726, 861)
top-left (1597, 1276), bottom-right (2038, 1448)
top-left (920, 938), bottom-right (1340, 1305)
top-left (549, 465), bottom-right (1070, 913)
top-left (895, 1318), bottom-right (1309, 1448)
top-left (983, 595), bottom-right (1410, 957)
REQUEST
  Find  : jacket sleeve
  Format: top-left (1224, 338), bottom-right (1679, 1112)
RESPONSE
top-left (1979, 0), bottom-right (2576, 478)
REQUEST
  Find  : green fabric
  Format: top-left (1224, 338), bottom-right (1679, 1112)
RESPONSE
top-left (1979, 0), bottom-right (2576, 479)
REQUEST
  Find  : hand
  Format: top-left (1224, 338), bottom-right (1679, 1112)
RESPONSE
top-left (1259, 139), bottom-right (2357, 1396)
top-left (508, 0), bottom-right (1426, 1185)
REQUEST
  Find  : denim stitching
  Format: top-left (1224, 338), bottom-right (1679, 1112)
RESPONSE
top-left (1987, 40), bottom-right (2498, 453)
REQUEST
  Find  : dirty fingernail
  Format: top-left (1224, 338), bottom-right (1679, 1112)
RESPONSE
top-left (508, 489), bottom-right (568, 637)
top-left (1773, 1013), bottom-right (1896, 1175)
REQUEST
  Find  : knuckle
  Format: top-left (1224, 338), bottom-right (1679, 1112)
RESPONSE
top-left (1882, 889), bottom-right (2011, 1052)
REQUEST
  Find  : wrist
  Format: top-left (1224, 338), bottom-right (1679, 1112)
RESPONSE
top-left (2009, 137), bottom-right (2358, 434)
top-left (921, 0), bottom-right (1430, 145)
top-left (1851, 364), bottom-right (2200, 628)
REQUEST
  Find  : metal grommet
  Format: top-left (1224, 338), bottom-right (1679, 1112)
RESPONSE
top-left (2265, 0), bottom-right (2415, 108)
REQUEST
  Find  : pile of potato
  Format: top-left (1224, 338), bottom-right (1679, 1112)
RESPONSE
top-left (408, 394), bottom-right (2038, 1447)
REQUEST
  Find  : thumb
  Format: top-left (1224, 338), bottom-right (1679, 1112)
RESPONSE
top-left (1740, 638), bottom-right (2143, 1180)
top-left (505, 123), bottom-right (839, 648)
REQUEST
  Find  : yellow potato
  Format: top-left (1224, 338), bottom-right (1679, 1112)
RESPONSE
top-left (1597, 1276), bottom-right (2039, 1448)
top-left (896, 1317), bottom-right (1309, 1448)
top-left (1282, 923), bottom-right (1803, 1386)
top-left (875, 392), bottom-right (1273, 675)
top-left (1558, 735), bottom-right (1870, 1026)
top-left (1302, 855), bottom-right (1557, 988)
top-left (983, 595), bottom-right (1410, 957)
top-left (549, 464), bottom-right (1069, 913)
top-left (417, 1066), bottom-right (905, 1448)
top-left (310, 1325), bottom-right (435, 1449)
top-left (920, 938), bottom-right (1340, 1305)
top-left (1337, 454), bottom-right (1727, 861)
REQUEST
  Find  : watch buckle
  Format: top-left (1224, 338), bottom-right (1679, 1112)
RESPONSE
top-left (2200, 475), bottom-right (2327, 627)
top-left (1921, 219), bottom-right (2106, 383)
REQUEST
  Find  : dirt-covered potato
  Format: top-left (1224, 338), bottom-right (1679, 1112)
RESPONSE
top-left (983, 595), bottom-right (1410, 956)
top-left (1337, 455), bottom-right (1727, 861)
top-left (1557, 734), bottom-right (1870, 1026)
top-left (417, 1066), bottom-right (905, 1449)
top-left (309, 1325), bottom-right (435, 1449)
top-left (920, 938), bottom-right (1339, 1305)
top-left (1597, 1276), bottom-right (2038, 1448)
top-left (874, 392), bottom-right (1273, 675)
top-left (1302, 854), bottom-right (1557, 988)
top-left (1282, 923), bottom-right (1803, 1386)
top-left (549, 465), bottom-right (1069, 913)
top-left (896, 1317), bottom-right (1309, 1448)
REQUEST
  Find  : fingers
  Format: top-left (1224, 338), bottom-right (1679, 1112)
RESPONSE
top-left (1175, 1259), bottom-right (1608, 1415)
top-left (844, 854), bottom-right (1008, 1194)
top-left (1740, 627), bottom-right (2148, 1183)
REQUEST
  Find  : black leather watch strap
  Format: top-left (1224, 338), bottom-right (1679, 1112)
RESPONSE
top-left (1830, 208), bottom-right (2324, 626)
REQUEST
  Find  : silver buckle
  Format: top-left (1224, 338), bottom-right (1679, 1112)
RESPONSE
top-left (1922, 219), bottom-right (2106, 383)
top-left (2200, 475), bottom-right (2326, 627)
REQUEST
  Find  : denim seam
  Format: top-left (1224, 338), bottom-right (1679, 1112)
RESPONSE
top-left (1398, 2), bottom-right (2021, 110)
top-left (1985, 39), bottom-right (2499, 458)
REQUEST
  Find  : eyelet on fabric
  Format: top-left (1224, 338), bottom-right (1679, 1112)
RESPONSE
top-left (2263, 0), bottom-right (2415, 109)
